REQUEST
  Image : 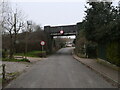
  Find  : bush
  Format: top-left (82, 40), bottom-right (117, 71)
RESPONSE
top-left (18, 58), bottom-right (30, 62)
top-left (2, 49), bottom-right (8, 58)
top-left (75, 29), bottom-right (87, 56)
top-left (36, 51), bottom-right (46, 57)
top-left (106, 42), bottom-right (120, 66)
top-left (76, 52), bottom-right (86, 58)
top-left (86, 42), bottom-right (97, 58)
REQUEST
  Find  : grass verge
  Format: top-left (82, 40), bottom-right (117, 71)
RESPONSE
top-left (76, 53), bottom-right (86, 58)
top-left (2, 58), bottom-right (30, 62)
top-left (2, 72), bottom-right (20, 88)
top-left (15, 51), bottom-right (46, 57)
top-left (97, 58), bottom-right (120, 71)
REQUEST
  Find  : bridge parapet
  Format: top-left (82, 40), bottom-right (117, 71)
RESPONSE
top-left (44, 25), bottom-right (77, 36)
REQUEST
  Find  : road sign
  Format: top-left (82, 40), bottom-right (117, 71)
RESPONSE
top-left (60, 30), bottom-right (64, 34)
top-left (40, 41), bottom-right (45, 46)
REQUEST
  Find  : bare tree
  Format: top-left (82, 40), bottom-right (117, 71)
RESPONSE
top-left (0, 1), bottom-right (2, 56)
top-left (2, 1), bottom-right (26, 58)
top-left (0, 0), bottom-right (7, 35)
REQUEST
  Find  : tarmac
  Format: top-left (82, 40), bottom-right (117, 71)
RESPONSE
top-left (6, 48), bottom-right (114, 88)
top-left (73, 52), bottom-right (120, 88)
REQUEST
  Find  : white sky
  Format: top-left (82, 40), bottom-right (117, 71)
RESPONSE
top-left (9, 0), bottom-right (119, 2)
top-left (9, 0), bottom-right (119, 28)
top-left (10, 2), bottom-right (86, 28)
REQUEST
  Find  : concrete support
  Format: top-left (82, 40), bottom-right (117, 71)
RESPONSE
top-left (44, 26), bottom-right (54, 53)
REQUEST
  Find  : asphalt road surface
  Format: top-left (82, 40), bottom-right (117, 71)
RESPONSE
top-left (6, 47), bottom-right (113, 88)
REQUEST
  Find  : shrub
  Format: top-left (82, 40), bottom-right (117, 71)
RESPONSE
top-left (106, 42), bottom-right (120, 66)
top-left (36, 51), bottom-right (46, 57)
top-left (2, 49), bottom-right (8, 58)
top-left (18, 58), bottom-right (30, 62)
top-left (86, 42), bottom-right (97, 58)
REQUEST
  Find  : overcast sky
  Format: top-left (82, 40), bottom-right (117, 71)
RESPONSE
top-left (11, 2), bottom-right (85, 28)
top-left (10, 0), bottom-right (119, 28)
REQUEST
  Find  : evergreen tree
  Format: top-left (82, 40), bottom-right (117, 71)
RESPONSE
top-left (84, 1), bottom-right (114, 42)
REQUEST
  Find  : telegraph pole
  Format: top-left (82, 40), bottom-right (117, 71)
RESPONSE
top-left (24, 21), bottom-right (32, 59)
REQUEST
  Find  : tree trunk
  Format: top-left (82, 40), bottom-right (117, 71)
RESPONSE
top-left (9, 35), bottom-right (14, 59)
top-left (14, 33), bottom-right (17, 53)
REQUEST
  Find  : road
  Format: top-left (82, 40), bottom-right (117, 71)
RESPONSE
top-left (6, 47), bottom-right (113, 88)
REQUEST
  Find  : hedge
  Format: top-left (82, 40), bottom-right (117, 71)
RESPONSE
top-left (106, 41), bottom-right (120, 67)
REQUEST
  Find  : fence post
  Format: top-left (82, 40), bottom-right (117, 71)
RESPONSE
top-left (2, 64), bottom-right (6, 80)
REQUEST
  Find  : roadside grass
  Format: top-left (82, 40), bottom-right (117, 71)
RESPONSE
top-left (2, 72), bottom-right (21, 88)
top-left (2, 58), bottom-right (30, 62)
top-left (76, 53), bottom-right (86, 58)
top-left (15, 51), bottom-right (46, 57)
top-left (0, 78), bottom-right (2, 88)
top-left (96, 58), bottom-right (120, 71)
top-left (0, 78), bottom-right (2, 83)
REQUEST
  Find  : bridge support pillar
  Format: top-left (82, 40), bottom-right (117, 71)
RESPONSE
top-left (44, 26), bottom-right (54, 54)
top-left (48, 35), bottom-right (53, 53)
